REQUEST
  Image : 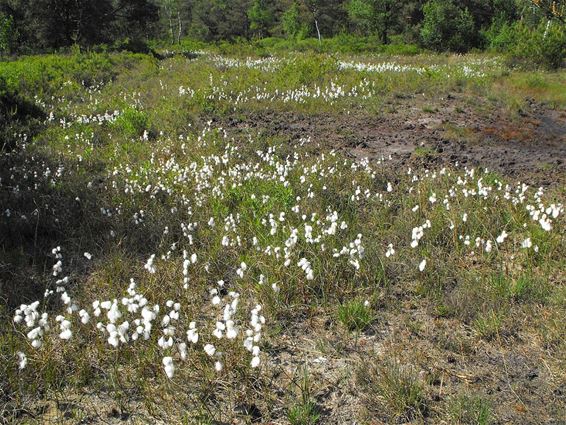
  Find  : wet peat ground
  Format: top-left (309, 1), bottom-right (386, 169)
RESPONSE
top-left (217, 93), bottom-right (566, 189)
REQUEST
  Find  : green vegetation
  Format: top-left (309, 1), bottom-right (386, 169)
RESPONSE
top-left (358, 358), bottom-right (428, 422)
top-left (0, 11), bottom-right (14, 54)
top-left (448, 394), bottom-right (493, 425)
top-left (288, 401), bottom-right (320, 425)
top-left (288, 368), bottom-right (320, 425)
top-left (337, 299), bottom-right (373, 332)
top-left (0, 43), bottom-right (565, 423)
top-left (1, 1), bottom-right (565, 69)
top-left (113, 107), bottom-right (150, 138)
top-left (0, 52), bottom-right (149, 95)
top-left (421, 0), bottom-right (476, 53)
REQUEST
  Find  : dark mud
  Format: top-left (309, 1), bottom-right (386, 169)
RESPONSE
top-left (217, 94), bottom-right (566, 187)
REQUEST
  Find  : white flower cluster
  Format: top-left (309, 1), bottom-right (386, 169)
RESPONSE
top-left (244, 305), bottom-right (265, 368)
top-left (13, 250), bottom-right (265, 378)
top-left (8, 81), bottom-right (564, 383)
top-left (208, 55), bottom-right (282, 72)
top-left (14, 302), bottom-right (50, 349)
top-left (297, 258), bottom-right (314, 281)
top-left (411, 220), bottom-right (432, 248)
top-left (332, 234), bottom-right (365, 270)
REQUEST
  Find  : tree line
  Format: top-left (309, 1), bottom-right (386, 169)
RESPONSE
top-left (0, 0), bottom-right (564, 54)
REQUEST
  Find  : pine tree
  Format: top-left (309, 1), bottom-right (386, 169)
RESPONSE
top-left (248, 0), bottom-right (273, 38)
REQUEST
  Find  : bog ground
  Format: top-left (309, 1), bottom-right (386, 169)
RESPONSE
top-left (1, 50), bottom-right (565, 424)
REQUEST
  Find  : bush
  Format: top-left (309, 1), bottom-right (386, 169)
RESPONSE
top-left (486, 20), bottom-right (566, 70)
top-left (113, 106), bottom-right (149, 138)
top-left (175, 38), bottom-right (210, 53)
top-left (0, 53), bottom-right (148, 96)
top-left (508, 21), bottom-right (566, 70)
top-left (254, 35), bottom-right (421, 55)
top-left (420, 0), bottom-right (475, 53)
top-left (282, 2), bottom-right (309, 40)
top-left (0, 12), bottom-right (16, 55)
top-left (484, 20), bottom-right (516, 53)
top-left (380, 42), bottom-right (421, 55)
top-left (111, 38), bottom-right (152, 54)
top-left (0, 76), bottom-right (45, 151)
top-left (279, 54), bottom-right (338, 85)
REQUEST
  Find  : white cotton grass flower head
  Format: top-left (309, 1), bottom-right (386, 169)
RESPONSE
top-left (57, 317), bottom-right (72, 340)
top-left (298, 258), bottom-right (314, 280)
top-left (210, 288), bottom-right (221, 306)
top-left (496, 230), bottom-right (508, 244)
top-left (213, 321), bottom-right (225, 339)
top-left (162, 356), bottom-right (175, 378)
top-left (17, 352), bottom-right (27, 370)
top-left (244, 304), bottom-right (264, 368)
top-left (52, 246), bottom-right (62, 259)
top-left (144, 254), bottom-right (156, 273)
top-left (226, 320), bottom-right (238, 340)
top-left (52, 260), bottom-right (63, 276)
top-left (15, 302), bottom-right (49, 348)
top-left (79, 309), bottom-right (90, 324)
top-left (204, 343), bottom-right (216, 357)
top-left (187, 321), bottom-right (199, 344)
top-left (182, 250), bottom-right (197, 289)
top-left (410, 221), bottom-right (430, 248)
top-left (178, 342), bottom-right (187, 361)
top-left (61, 291), bottom-right (71, 305)
top-left (236, 262), bottom-right (247, 278)
top-left (249, 345), bottom-right (261, 369)
top-left (84, 252), bottom-right (92, 260)
top-left (539, 217), bottom-right (552, 231)
top-left (419, 259), bottom-right (427, 272)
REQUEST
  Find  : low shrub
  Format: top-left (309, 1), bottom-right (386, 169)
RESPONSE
top-left (113, 106), bottom-right (149, 138)
top-left (420, 0), bottom-right (476, 53)
top-left (488, 21), bottom-right (566, 70)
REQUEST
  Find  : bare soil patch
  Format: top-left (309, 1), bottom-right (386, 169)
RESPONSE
top-left (217, 94), bottom-right (566, 187)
